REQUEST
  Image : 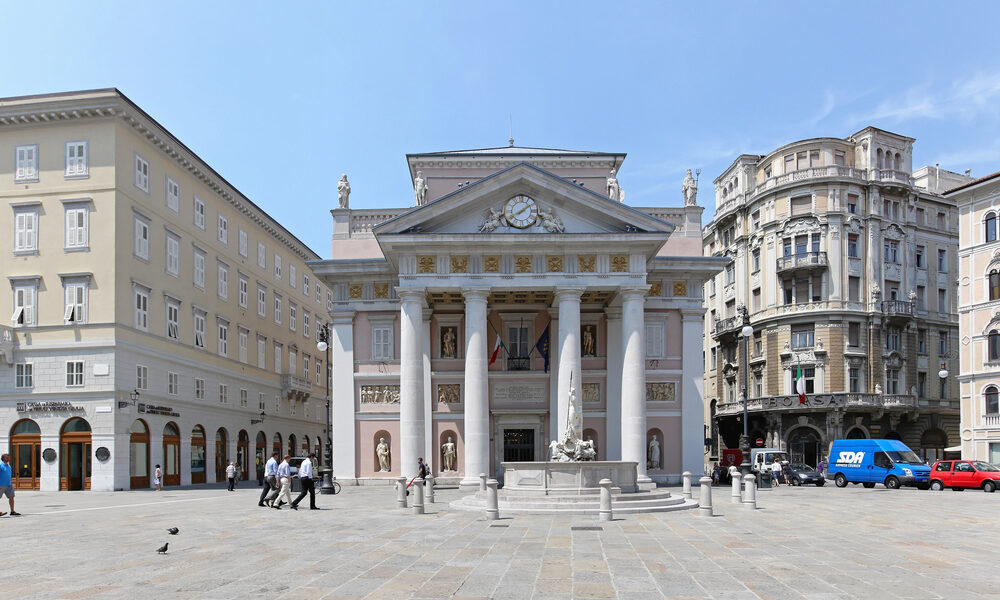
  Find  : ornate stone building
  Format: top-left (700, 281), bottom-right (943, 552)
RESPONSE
top-left (702, 128), bottom-right (970, 467)
top-left (310, 146), bottom-right (723, 484)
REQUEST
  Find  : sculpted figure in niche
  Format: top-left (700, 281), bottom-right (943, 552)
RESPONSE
top-left (442, 436), bottom-right (457, 471)
top-left (337, 174), bottom-right (351, 209)
top-left (414, 170), bottom-right (427, 206)
top-left (582, 325), bottom-right (596, 357)
top-left (376, 437), bottom-right (390, 472)
top-left (647, 437), bottom-right (660, 470)
top-left (441, 327), bottom-right (457, 358)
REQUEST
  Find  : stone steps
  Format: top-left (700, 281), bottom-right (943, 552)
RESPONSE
top-left (449, 489), bottom-right (699, 514)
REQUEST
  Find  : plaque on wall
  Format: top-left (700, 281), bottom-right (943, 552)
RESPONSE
top-left (360, 385), bottom-right (401, 404)
top-left (95, 447), bottom-right (111, 461)
top-left (42, 448), bottom-right (57, 462)
top-left (646, 382), bottom-right (676, 402)
top-left (492, 382), bottom-right (547, 403)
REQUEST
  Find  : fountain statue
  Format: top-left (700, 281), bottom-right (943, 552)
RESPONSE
top-left (548, 373), bottom-right (596, 461)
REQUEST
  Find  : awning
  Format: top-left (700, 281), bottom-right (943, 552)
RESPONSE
top-left (944, 446), bottom-right (962, 452)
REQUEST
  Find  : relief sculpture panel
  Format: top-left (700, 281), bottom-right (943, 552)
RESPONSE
top-left (360, 385), bottom-right (401, 404)
top-left (646, 382), bottom-right (676, 402)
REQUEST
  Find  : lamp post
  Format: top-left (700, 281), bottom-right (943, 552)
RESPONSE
top-left (317, 324), bottom-right (335, 495)
top-left (118, 389), bottom-right (140, 410)
top-left (738, 306), bottom-right (753, 476)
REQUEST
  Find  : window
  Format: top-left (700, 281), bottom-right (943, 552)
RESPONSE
top-left (194, 311), bottom-right (206, 348)
top-left (168, 372), bottom-right (179, 395)
top-left (65, 141), bottom-right (88, 177)
top-left (987, 386), bottom-right (999, 414)
top-left (709, 277), bottom-right (716, 297)
top-left (194, 197), bottom-right (205, 229)
top-left (725, 263), bottom-right (735, 285)
top-left (303, 311), bottom-right (310, 338)
top-left (240, 389), bottom-right (248, 408)
top-left (134, 217), bottom-right (149, 260)
top-left (217, 215), bottom-right (228, 244)
top-left (166, 300), bottom-right (180, 339)
top-left (915, 286), bottom-right (926, 310)
top-left (15, 363), bottom-right (33, 388)
top-left (939, 330), bottom-right (948, 356)
top-left (257, 285), bottom-right (267, 317)
top-left (764, 164), bottom-right (772, 178)
top-left (849, 368), bottom-right (860, 393)
top-left (160, 232), bottom-right (179, 277)
top-left (238, 328), bottom-right (248, 363)
top-left (134, 286), bottom-right (149, 331)
top-left (12, 282), bottom-right (36, 327)
top-left (791, 367), bottom-right (816, 394)
top-left (645, 323), bottom-right (666, 358)
top-left (259, 392), bottom-right (266, 411)
top-left (217, 320), bottom-right (229, 356)
top-left (938, 212), bottom-right (946, 229)
top-left (239, 229), bottom-right (248, 257)
top-left (886, 369), bottom-right (900, 395)
top-left (274, 294), bottom-right (282, 325)
top-left (990, 331), bottom-right (1000, 362)
top-left (219, 383), bottom-right (228, 404)
top-left (987, 213), bottom-right (998, 243)
top-left (290, 265), bottom-right (297, 289)
top-left (195, 378), bottom-right (205, 400)
top-left (834, 150), bottom-right (846, 166)
top-left (327, 291), bottom-right (333, 311)
top-left (885, 327), bottom-right (901, 351)
top-left (134, 154), bottom-right (149, 191)
top-left (917, 329), bottom-right (927, 354)
top-left (918, 372), bottom-right (927, 398)
top-left (752, 288), bottom-right (761, 312)
top-left (136, 365), bottom-right (148, 390)
top-left (916, 207), bottom-right (925, 225)
top-left (372, 326), bottom-right (393, 360)
top-left (274, 344), bottom-right (282, 374)
top-left (274, 254), bottom-right (282, 278)
top-left (791, 325), bottom-right (814, 349)
top-left (847, 234), bottom-right (859, 258)
top-left (916, 245), bottom-right (925, 268)
top-left (751, 248), bottom-right (760, 273)
top-left (66, 361), bottom-right (84, 386)
top-left (14, 207), bottom-right (38, 252)
top-left (289, 303), bottom-right (297, 332)
top-left (15, 145), bottom-right (38, 182)
top-left (938, 249), bottom-right (947, 272)
top-left (791, 195), bottom-right (810, 216)
top-left (238, 275), bottom-right (248, 308)
top-left (218, 263), bottom-right (229, 300)
top-left (65, 205), bottom-right (89, 249)
top-left (166, 177), bottom-right (179, 212)
top-left (847, 194), bottom-right (858, 214)
top-left (303, 274), bottom-right (310, 297)
top-left (257, 242), bottom-right (266, 269)
top-left (991, 271), bottom-right (1000, 301)
top-left (316, 359), bottom-right (322, 385)
top-left (936, 288), bottom-right (947, 313)
top-left (257, 335), bottom-right (266, 369)
top-left (848, 323), bottom-right (860, 347)
top-left (194, 249), bottom-right (206, 289)
top-left (883, 240), bottom-right (899, 263)
top-left (64, 281), bottom-right (87, 324)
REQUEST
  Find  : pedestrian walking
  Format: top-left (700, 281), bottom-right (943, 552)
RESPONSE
top-left (259, 451), bottom-right (278, 507)
top-left (771, 458), bottom-right (783, 486)
top-left (782, 461), bottom-right (793, 486)
top-left (154, 464), bottom-right (162, 491)
top-left (290, 453), bottom-right (317, 510)
top-left (0, 453), bottom-right (17, 516)
top-left (226, 461), bottom-right (237, 492)
top-left (271, 455), bottom-right (293, 509)
top-left (417, 457), bottom-right (429, 480)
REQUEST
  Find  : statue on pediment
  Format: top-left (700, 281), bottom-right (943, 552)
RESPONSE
top-left (682, 169), bottom-right (698, 206)
top-left (479, 207), bottom-right (503, 233)
top-left (338, 174), bottom-right (351, 209)
top-left (538, 207), bottom-right (565, 233)
top-left (607, 169), bottom-right (623, 202)
top-left (414, 171), bottom-right (427, 206)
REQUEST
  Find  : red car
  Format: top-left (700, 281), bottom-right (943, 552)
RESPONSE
top-left (928, 460), bottom-right (1000, 492)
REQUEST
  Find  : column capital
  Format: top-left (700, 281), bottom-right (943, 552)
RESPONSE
top-left (604, 306), bottom-right (622, 319)
top-left (619, 285), bottom-right (650, 301)
top-left (396, 287), bottom-right (426, 303)
top-left (553, 286), bottom-right (585, 303)
top-left (330, 310), bottom-right (356, 325)
top-left (461, 287), bottom-right (491, 301)
top-left (680, 308), bottom-right (706, 321)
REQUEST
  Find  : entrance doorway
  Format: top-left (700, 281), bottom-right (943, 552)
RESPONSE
top-left (788, 428), bottom-right (821, 467)
top-left (215, 428), bottom-right (228, 482)
top-left (162, 422), bottom-right (180, 486)
top-left (60, 417), bottom-right (92, 490)
top-left (503, 429), bottom-right (535, 462)
top-left (255, 431), bottom-right (266, 482)
top-left (237, 430), bottom-right (249, 481)
top-left (10, 419), bottom-right (41, 489)
top-left (191, 425), bottom-right (206, 484)
top-left (129, 419), bottom-right (149, 489)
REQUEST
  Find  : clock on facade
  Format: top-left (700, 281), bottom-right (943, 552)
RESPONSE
top-left (504, 195), bottom-right (538, 228)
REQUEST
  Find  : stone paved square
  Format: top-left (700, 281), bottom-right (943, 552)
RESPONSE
top-left (0, 482), bottom-right (997, 599)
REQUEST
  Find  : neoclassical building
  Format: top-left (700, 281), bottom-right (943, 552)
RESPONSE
top-left (309, 147), bottom-right (722, 485)
top-left (702, 128), bottom-right (970, 467)
top-left (948, 171), bottom-right (1000, 463)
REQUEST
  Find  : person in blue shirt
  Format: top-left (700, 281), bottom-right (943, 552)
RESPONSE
top-left (258, 452), bottom-right (279, 507)
top-left (0, 453), bottom-right (18, 516)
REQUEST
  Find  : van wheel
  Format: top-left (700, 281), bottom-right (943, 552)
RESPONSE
top-left (835, 473), bottom-right (848, 487)
top-left (885, 476), bottom-right (901, 489)
top-left (862, 482), bottom-right (875, 488)
top-left (984, 481), bottom-right (997, 493)
top-left (930, 480), bottom-right (944, 491)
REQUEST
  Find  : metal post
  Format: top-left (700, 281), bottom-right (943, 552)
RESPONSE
top-left (424, 474), bottom-right (435, 503)
top-left (698, 476), bottom-right (713, 517)
top-left (319, 324), bottom-right (336, 495)
top-left (599, 478), bottom-right (613, 522)
top-left (682, 471), bottom-right (692, 500)
top-left (412, 478), bottom-right (425, 514)
top-left (395, 476), bottom-right (408, 508)
top-left (742, 474), bottom-right (757, 510)
top-left (486, 478), bottom-right (499, 520)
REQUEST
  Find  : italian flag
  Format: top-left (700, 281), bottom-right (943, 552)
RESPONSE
top-left (796, 364), bottom-right (806, 404)
top-left (489, 335), bottom-right (505, 365)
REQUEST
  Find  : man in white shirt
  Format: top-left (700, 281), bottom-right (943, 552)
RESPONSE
top-left (226, 461), bottom-right (237, 492)
top-left (271, 455), bottom-right (293, 509)
top-left (259, 451), bottom-right (279, 507)
top-left (290, 452), bottom-right (317, 510)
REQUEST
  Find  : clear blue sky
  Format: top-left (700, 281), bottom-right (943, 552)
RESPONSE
top-left (4, 2), bottom-right (1000, 257)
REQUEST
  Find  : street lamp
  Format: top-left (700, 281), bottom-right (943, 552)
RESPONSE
top-left (938, 361), bottom-right (949, 380)
top-left (118, 389), bottom-right (140, 409)
top-left (317, 324), bottom-right (335, 495)
top-left (739, 305), bottom-right (753, 476)
top-left (251, 410), bottom-right (266, 425)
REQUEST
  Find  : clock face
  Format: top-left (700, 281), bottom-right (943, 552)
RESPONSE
top-left (504, 195), bottom-right (538, 228)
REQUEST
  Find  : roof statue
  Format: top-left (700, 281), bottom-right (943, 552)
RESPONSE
top-left (682, 169), bottom-right (698, 206)
top-left (414, 170), bottom-right (427, 206)
top-left (337, 174), bottom-right (351, 209)
top-left (607, 169), bottom-right (624, 203)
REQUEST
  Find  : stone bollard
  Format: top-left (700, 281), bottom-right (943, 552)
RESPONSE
top-left (682, 471), bottom-right (692, 500)
top-left (598, 478), bottom-right (613, 522)
top-left (486, 479), bottom-right (500, 520)
top-left (395, 476), bottom-right (408, 508)
top-left (742, 474), bottom-right (757, 510)
top-left (479, 473), bottom-right (488, 492)
top-left (731, 471), bottom-right (742, 503)
top-left (412, 478), bottom-right (425, 514)
top-left (698, 477), bottom-right (714, 517)
top-left (424, 474), bottom-right (435, 504)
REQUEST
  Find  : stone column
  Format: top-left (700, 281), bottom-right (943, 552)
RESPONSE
top-left (460, 288), bottom-right (490, 489)
top-left (180, 437), bottom-right (192, 487)
top-left (681, 309), bottom-right (707, 476)
top-left (548, 312), bottom-right (559, 443)
top-left (555, 287), bottom-right (585, 440)
top-left (604, 307), bottom-right (623, 460)
top-left (331, 311), bottom-right (356, 479)
top-left (422, 308), bottom-right (434, 467)
top-left (399, 289), bottom-right (426, 480)
top-left (621, 285), bottom-right (651, 485)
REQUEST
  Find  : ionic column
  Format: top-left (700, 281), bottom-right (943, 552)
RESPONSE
top-left (398, 289), bottom-right (426, 480)
top-left (604, 306), bottom-right (623, 460)
top-left (555, 287), bottom-right (585, 441)
top-left (460, 287), bottom-right (490, 489)
top-left (621, 285), bottom-right (651, 484)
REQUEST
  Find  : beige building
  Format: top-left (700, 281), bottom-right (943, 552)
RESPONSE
top-left (0, 89), bottom-right (327, 491)
top-left (948, 171), bottom-right (1000, 463)
top-left (703, 128), bottom-right (971, 467)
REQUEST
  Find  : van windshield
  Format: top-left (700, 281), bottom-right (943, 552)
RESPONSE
top-left (886, 450), bottom-right (924, 465)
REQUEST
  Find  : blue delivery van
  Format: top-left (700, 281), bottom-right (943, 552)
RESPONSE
top-left (827, 439), bottom-right (931, 489)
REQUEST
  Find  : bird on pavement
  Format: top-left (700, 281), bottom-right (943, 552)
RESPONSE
top-left (167, 527), bottom-right (179, 535)
top-left (156, 543), bottom-right (168, 554)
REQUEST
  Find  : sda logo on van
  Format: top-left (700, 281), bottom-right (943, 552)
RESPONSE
top-left (838, 451), bottom-right (865, 465)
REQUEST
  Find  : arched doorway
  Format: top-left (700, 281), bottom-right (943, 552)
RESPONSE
top-left (215, 428), bottom-right (228, 482)
top-left (302, 435), bottom-right (310, 458)
top-left (787, 427), bottom-right (821, 467)
top-left (884, 431), bottom-right (902, 441)
top-left (316, 440), bottom-right (322, 466)
top-left (255, 432), bottom-right (267, 483)
top-left (272, 432), bottom-right (282, 457)
top-left (846, 427), bottom-right (867, 440)
top-left (10, 419), bottom-right (41, 489)
top-left (162, 422), bottom-right (180, 486)
top-left (288, 434), bottom-right (297, 457)
top-left (129, 419), bottom-right (149, 489)
top-left (237, 430), bottom-right (250, 481)
top-left (920, 428), bottom-right (948, 463)
top-left (61, 417), bottom-right (92, 490)
top-left (191, 425), bottom-right (206, 484)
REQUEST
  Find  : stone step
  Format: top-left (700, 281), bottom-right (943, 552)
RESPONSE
top-left (449, 495), bottom-right (698, 515)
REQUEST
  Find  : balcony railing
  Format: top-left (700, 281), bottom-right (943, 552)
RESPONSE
top-left (715, 392), bottom-right (917, 416)
top-left (776, 251), bottom-right (828, 273)
top-left (712, 315), bottom-right (742, 338)
top-left (753, 166), bottom-right (868, 197)
top-left (281, 374), bottom-right (312, 401)
top-left (0, 324), bottom-right (12, 365)
top-left (983, 414), bottom-right (1000, 428)
top-left (881, 300), bottom-right (914, 318)
top-left (875, 169), bottom-right (913, 186)
top-left (507, 356), bottom-right (531, 371)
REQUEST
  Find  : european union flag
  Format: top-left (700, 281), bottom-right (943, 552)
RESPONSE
top-left (535, 326), bottom-right (551, 372)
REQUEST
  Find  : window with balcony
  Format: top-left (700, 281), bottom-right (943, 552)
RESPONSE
top-left (834, 150), bottom-right (846, 166)
top-left (986, 386), bottom-right (999, 414)
top-left (987, 212), bottom-right (997, 243)
top-left (791, 325), bottom-right (814, 349)
top-left (784, 154), bottom-right (794, 173)
top-left (885, 327), bottom-right (901, 351)
top-left (849, 368), bottom-right (860, 393)
top-left (790, 367), bottom-right (815, 394)
top-left (796, 151), bottom-right (808, 171)
top-left (886, 369), bottom-right (900, 395)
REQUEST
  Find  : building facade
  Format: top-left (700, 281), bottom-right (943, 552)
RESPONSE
top-left (702, 128), bottom-right (970, 468)
top-left (948, 171), bottom-right (1000, 463)
top-left (0, 90), bottom-right (327, 491)
top-left (310, 147), bottom-right (722, 484)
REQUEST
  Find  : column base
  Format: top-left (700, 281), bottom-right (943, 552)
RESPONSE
top-left (458, 477), bottom-right (482, 490)
top-left (636, 475), bottom-right (656, 491)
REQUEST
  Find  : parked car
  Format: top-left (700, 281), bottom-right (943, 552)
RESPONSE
top-left (788, 463), bottom-right (825, 486)
top-left (928, 460), bottom-right (1000, 492)
top-left (827, 439), bottom-right (931, 489)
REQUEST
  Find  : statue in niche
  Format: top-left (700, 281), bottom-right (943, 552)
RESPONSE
top-left (442, 436), bottom-right (457, 472)
top-left (414, 170), bottom-right (428, 206)
top-left (376, 437), bottom-right (390, 472)
top-left (682, 169), bottom-right (698, 206)
top-left (337, 174), bottom-right (351, 209)
top-left (647, 437), bottom-right (661, 470)
top-left (441, 327), bottom-right (457, 358)
top-left (582, 325), bottom-right (596, 357)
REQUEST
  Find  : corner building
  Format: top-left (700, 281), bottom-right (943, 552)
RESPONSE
top-left (703, 128), bottom-right (968, 466)
top-left (0, 90), bottom-right (327, 491)
top-left (310, 147), bottom-right (722, 484)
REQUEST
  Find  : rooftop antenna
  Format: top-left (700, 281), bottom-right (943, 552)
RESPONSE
top-left (508, 115), bottom-right (514, 147)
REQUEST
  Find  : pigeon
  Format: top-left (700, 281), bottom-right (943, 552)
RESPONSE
top-left (167, 527), bottom-right (179, 535)
top-left (156, 543), bottom-right (168, 554)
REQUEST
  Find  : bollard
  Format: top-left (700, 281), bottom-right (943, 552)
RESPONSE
top-left (424, 474), bottom-right (435, 504)
top-left (486, 478), bottom-right (500, 520)
top-left (598, 478), bottom-right (613, 522)
top-left (479, 473), bottom-right (488, 492)
top-left (682, 471), bottom-right (692, 500)
top-left (412, 478), bottom-right (425, 514)
top-left (742, 474), bottom-right (757, 510)
top-left (395, 476), bottom-right (408, 508)
top-left (698, 477), bottom-right (714, 517)
top-left (731, 470), bottom-right (742, 503)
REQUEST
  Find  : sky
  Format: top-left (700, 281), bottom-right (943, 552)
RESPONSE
top-left (3, 1), bottom-right (1000, 257)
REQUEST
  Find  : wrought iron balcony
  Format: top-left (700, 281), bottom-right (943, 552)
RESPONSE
top-left (507, 356), bottom-right (531, 371)
top-left (281, 374), bottom-right (312, 402)
top-left (881, 300), bottom-right (914, 320)
top-left (776, 251), bottom-right (828, 274)
top-left (714, 392), bottom-right (917, 416)
top-left (712, 315), bottom-right (742, 339)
